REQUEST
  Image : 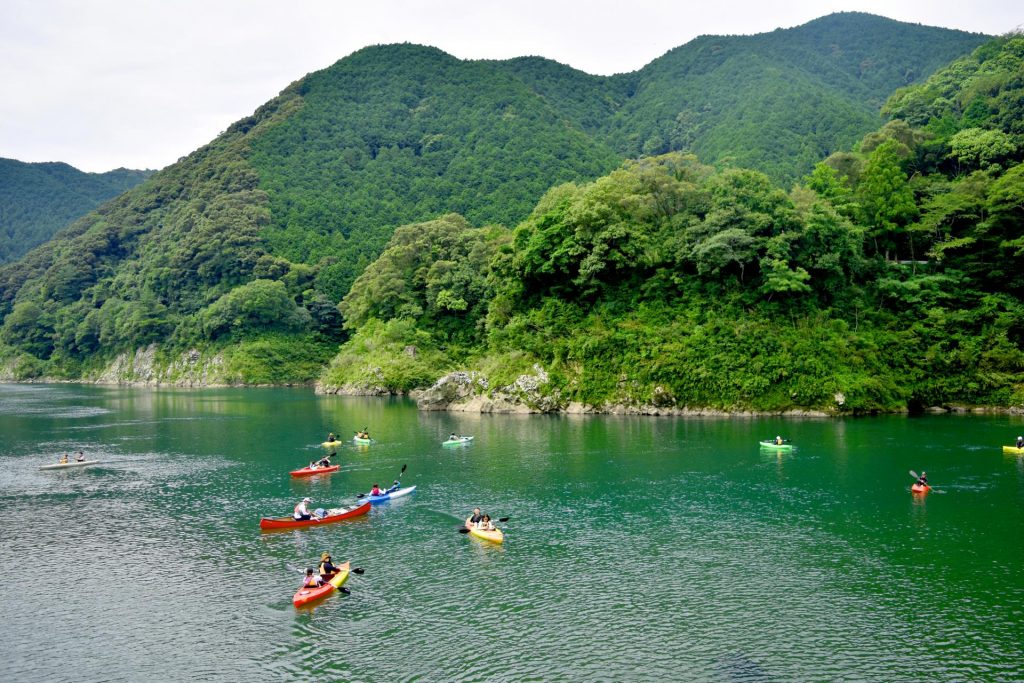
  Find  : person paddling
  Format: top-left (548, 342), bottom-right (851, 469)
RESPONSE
top-left (465, 507), bottom-right (483, 528)
top-left (1016, 435), bottom-right (1023, 449)
top-left (317, 455), bottom-right (332, 468)
top-left (327, 432), bottom-right (336, 443)
top-left (75, 451), bottom-right (85, 462)
top-left (319, 552), bottom-right (341, 580)
top-left (916, 471), bottom-right (928, 487)
top-left (294, 497), bottom-right (314, 521)
top-left (370, 483), bottom-right (383, 497)
top-left (774, 435), bottom-right (785, 445)
top-left (58, 453), bottom-right (69, 464)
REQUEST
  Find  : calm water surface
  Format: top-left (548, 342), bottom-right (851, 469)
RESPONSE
top-left (1, 384), bottom-right (1022, 682)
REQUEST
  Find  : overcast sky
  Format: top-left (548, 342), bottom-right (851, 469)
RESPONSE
top-left (1, 0), bottom-right (1018, 172)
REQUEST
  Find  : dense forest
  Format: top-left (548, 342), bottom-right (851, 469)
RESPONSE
top-left (0, 159), bottom-right (151, 263)
top-left (0, 14), bottom-right (1012, 407)
top-left (322, 35), bottom-right (1024, 412)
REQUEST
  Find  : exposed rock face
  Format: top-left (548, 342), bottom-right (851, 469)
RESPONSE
top-left (91, 345), bottom-right (229, 386)
top-left (412, 365), bottom-right (561, 413)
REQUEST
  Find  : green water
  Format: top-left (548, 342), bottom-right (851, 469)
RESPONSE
top-left (1, 384), bottom-right (1022, 682)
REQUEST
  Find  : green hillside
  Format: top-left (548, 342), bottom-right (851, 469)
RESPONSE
top-left (0, 14), bottom-right (998, 387)
top-left (0, 159), bottom-right (151, 263)
top-left (322, 35), bottom-right (1024, 412)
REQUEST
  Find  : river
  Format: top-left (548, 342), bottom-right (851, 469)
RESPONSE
top-left (1, 384), bottom-right (1022, 682)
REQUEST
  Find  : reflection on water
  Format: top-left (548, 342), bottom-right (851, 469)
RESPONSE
top-left (0, 384), bottom-right (1022, 682)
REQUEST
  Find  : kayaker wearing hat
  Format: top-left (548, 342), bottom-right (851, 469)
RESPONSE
top-left (318, 552), bottom-right (341, 580)
top-left (294, 497), bottom-right (314, 521)
top-left (1016, 435), bottom-right (1023, 449)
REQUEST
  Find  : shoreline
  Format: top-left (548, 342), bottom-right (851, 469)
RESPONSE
top-left (2, 377), bottom-right (1020, 416)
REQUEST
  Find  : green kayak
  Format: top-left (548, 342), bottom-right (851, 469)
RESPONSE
top-left (759, 440), bottom-right (793, 450)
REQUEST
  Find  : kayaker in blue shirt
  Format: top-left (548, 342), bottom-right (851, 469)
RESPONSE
top-left (318, 552), bottom-right (340, 579)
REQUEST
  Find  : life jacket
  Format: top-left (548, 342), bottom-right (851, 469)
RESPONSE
top-left (319, 561), bottom-right (336, 576)
top-left (303, 575), bottom-right (320, 588)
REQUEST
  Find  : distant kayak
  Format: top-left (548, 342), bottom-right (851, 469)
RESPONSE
top-left (259, 501), bottom-right (370, 530)
top-left (365, 485), bottom-right (416, 504)
top-left (292, 561), bottom-right (350, 607)
top-left (322, 440), bottom-right (344, 448)
top-left (442, 436), bottom-right (474, 446)
top-left (467, 525), bottom-right (504, 544)
top-left (759, 441), bottom-right (793, 450)
top-left (1002, 445), bottom-right (1024, 454)
top-left (353, 436), bottom-right (373, 445)
top-left (39, 460), bottom-right (98, 470)
top-left (290, 464), bottom-right (340, 478)
top-left (911, 483), bottom-right (931, 494)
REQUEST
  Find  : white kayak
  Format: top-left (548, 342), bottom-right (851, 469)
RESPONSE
top-left (39, 460), bottom-right (99, 470)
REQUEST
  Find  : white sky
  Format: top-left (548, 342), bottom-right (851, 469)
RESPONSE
top-left (1, 0), bottom-right (1018, 172)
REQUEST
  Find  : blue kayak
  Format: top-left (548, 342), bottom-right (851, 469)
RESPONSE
top-left (365, 485), bottom-right (416, 504)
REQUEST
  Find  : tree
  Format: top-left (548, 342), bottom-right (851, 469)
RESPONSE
top-left (858, 140), bottom-right (918, 258)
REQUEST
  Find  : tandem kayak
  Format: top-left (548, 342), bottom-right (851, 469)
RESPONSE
top-left (39, 460), bottom-right (99, 470)
top-left (292, 561), bottom-right (350, 607)
top-left (1002, 445), bottom-right (1024, 455)
top-left (364, 485), bottom-right (416, 504)
top-left (759, 441), bottom-right (793, 450)
top-left (321, 440), bottom-right (344, 448)
top-left (467, 525), bottom-right (504, 544)
top-left (911, 483), bottom-right (931, 494)
top-left (259, 501), bottom-right (371, 530)
top-left (442, 436), bottom-right (474, 447)
top-left (353, 436), bottom-right (373, 445)
top-left (290, 464), bottom-right (340, 477)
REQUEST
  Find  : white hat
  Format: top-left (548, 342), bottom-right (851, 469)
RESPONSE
top-left (303, 497), bottom-right (311, 502)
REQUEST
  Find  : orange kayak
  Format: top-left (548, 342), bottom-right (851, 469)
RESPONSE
top-left (292, 562), bottom-right (350, 607)
top-left (911, 483), bottom-right (931, 494)
top-left (290, 464), bottom-right (340, 477)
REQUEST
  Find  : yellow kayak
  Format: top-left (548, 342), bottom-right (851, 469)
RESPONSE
top-left (467, 525), bottom-right (504, 544)
top-left (1003, 445), bottom-right (1024, 454)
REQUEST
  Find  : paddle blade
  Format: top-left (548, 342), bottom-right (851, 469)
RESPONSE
top-left (457, 527), bottom-right (471, 533)
top-left (355, 493), bottom-right (366, 499)
top-left (352, 568), bottom-right (365, 574)
top-left (909, 470), bottom-right (919, 479)
top-left (498, 517), bottom-right (509, 522)
top-left (339, 587), bottom-right (351, 594)
top-left (401, 464), bottom-right (407, 474)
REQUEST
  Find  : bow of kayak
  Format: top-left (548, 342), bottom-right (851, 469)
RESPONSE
top-left (467, 525), bottom-right (504, 544)
top-left (911, 484), bottom-right (931, 494)
top-left (292, 561), bottom-right (351, 607)
top-left (1002, 445), bottom-right (1024, 454)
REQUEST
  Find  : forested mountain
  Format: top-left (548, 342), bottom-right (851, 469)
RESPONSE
top-left (322, 35), bottom-right (1024, 412)
top-left (0, 14), bottom-right (1000, 390)
top-left (0, 159), bottom-right (151, 263)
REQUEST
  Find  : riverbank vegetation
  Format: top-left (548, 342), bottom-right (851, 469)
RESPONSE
top-left (323, 36), bottom-right (1024, 412)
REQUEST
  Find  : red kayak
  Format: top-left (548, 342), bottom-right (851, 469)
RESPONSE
top-left (259, 501), bottom-right (370, 530)
top-left (293, 562), bottom-right (351, 607)
top-left (290, 464), bottom-right (341, 477)
top-left (911, 483), bottom-right (931, 494)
